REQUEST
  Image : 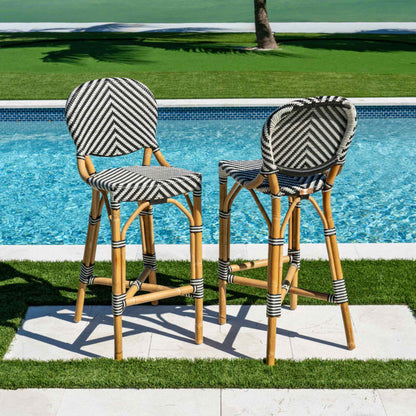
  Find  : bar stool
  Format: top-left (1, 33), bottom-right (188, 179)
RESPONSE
top-left (217, 96), bottom-right (357, 365)
top-left (65, 77), bottom-right (203, 360)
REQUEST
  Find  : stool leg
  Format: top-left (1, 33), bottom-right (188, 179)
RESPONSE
top-left (289, 199), bottom-right (301, 310)
top-left (323, 191), bottom-right (355, 351)
top-left (111, 206), bottom-right (124, 360)
top-left (266, 196), bottom-right (282, 366)
top-left (218, 178), bottom-right (229, 325)
top-left (141, 206), bottom-right (158, 305)
top-left (192, 191), bottom-right (203, 344)
top-left (75, 189), bottom-right (102, 323)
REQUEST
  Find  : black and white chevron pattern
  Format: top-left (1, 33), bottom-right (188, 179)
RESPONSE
top-left (65, 77), bottom-right (159, 157)
top-left (260, 96), bottom-right (357, 176)
top-left (87, 165), bottom-right (201, 203)
top-left (218, 160), bottom-right (326, 197)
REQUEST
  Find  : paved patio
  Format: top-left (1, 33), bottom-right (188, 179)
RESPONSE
top-left (1, 388), bottom-right (416, 416)
top-left (4, 304), bottom-right (416, 361)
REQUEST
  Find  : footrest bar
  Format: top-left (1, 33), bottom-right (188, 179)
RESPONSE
top-left (125, 285), bottom-right (194, 306)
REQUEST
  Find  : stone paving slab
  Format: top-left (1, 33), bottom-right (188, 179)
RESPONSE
top-left (4, 305), bottom-right (416, 361)
top-left (1, 389), bottom-right (415, 416)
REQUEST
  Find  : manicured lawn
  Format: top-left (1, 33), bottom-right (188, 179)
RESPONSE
top-left (1, 0), bottom-right (415, 23)
top-left (0, 259), bottom-right (415, 388)
top-left (0, 33), bottom-right (415, 99)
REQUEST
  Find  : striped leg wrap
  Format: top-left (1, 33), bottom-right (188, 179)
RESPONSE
top-left (281, 281), bottom-right (291, 293)
top-left (139, 208), bottom-right (153, 216)
top-left (143, 253), bottom-right (157, 271)
top-left (324, 227), bottom-right (336, 237)
top-left (128, 279), bottom-right (143, 291)
top-left (219, 177), bottom-right (227, 185)
top-left (112, 293), bottom-right (126, 316)
top-left (219, 210), bottom-right (231, 219)
top-left (89, 215), bottom-right (101, 225)
top-left (186, 278), bottom-right (204, 299)
top-left (79, 263), bottom-right (95, 285)
top-left (110, 201), bottom-right (120, 211)
top-left (267, 293), bottom-right (282, 317)
top-left (190, 225), bottom-right (203, 233)
top-left (152, 146), bottom-right (160, 153)
top-left (193, 189), bottom-right (202, 197)
top-left (327, 279), bottom-right (349, 304)
top-left (269, 237), bottom-right (284, 246)
top-left (112, 240), bottom-right (126, 249)
top-left (323, 183), bottom-right (333, 193)
top-left (288, 249), bottom-right (301, 268)
top-left (218, 258), bottom-right (234, 283)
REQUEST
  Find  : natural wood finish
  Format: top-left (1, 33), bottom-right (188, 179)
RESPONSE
top-left (280, 264), bottom-right (298, 303)
top-left (193, 193), bottom-right (203, 344)
top-left (244, 172), bottom-right (265, 189)
top-left (249, 189), bottom-right (271, 229)
top-left (218, 179), bottom-right (229, 325)
top-left (126, 285), bottom-right (194, 306)
top-left (279, 196), bottom-right (300, 238)
top-left (266, 190), bottom-right (282, 366)
top-left (231, 259), bottom-right (268, 272)
top-left (167, 198), bottom-right (194, 225)
top-left (111, 208), bottom-right (124, 361)
top-left (125, 268), bottom-right (151, 298)
top-left (290, 200), bottom-right (300, 310)
top-left (289, 286), bottom-right (330, 302)
top-left (121, 202), bottom-right (151, 239)
top-left (153, 149), bottom-right (171, 167)
top-left (233, 275), bottom-right (267, 289)
top-left (142, 147), bottom-right (152, 166)
top-left (74, 189), bottom-right (102, 322)
top-left (144, 206), bottom-right (158, 305)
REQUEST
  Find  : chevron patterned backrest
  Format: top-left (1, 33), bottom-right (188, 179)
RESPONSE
top-left (65, 78), bottom-right (159, 157)
top-left (260, 96), bottom-right (357, 176)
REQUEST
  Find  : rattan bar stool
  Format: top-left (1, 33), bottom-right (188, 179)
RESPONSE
top-left (65, 77), bottom-right (203, 360)
top-left (218, 96), bottom-right (357, 365)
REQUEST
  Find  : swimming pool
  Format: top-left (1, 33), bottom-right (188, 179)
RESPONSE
top-left (1, 107), bottom-right (415, 245)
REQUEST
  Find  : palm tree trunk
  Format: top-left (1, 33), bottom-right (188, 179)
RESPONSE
top-left (254, 0), bottom-right (278, 49)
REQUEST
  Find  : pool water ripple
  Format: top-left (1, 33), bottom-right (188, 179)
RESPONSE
top-left (0, 117), bottom-right (415, 245)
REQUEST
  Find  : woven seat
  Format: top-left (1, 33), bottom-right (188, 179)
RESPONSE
top-left (219, 159), bottom-right (326, 196)
top-left (65, 77), bottom-right (203, 360)
top-left (88, 166), bottom-right (201, 203)
top-left (218, 96), bottom-right (357, 365)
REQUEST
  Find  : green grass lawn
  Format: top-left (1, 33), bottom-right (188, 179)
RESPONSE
top-left (0, 33), bottom-right (415, 99)
top-left (0, 259), bottom-right (415, 389)
top-left (1, 0), bottom-right (415, 23)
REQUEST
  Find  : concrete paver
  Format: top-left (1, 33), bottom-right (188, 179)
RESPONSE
top-left (4, 305), bottom-right (416, 361)
top-left (1, 389), bottom-right (415, 416)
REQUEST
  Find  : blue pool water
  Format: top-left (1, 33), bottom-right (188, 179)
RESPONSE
top-left (0, 116), bottom-right (415, 245)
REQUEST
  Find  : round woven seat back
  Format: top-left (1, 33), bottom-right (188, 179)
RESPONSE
top-left (260, 96), bottom-right (357, 177)
top-left (65, 77), bottom-right (159, 157)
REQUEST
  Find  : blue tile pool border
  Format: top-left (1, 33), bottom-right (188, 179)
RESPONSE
top-left (1, 105), bottom-right (416, 122)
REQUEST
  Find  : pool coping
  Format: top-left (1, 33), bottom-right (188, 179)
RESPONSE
top-left (1, 243), bottom-right (415, 261)
top-left (1, 97), bottom-right (416, 108)
top-left (1, 22), bottom-right (416, 34)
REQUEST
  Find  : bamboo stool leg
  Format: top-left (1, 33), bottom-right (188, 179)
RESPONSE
top-left (143, 206), bottom-right (158, 306)
top-left (75, 189), bottom-right (102, 323)
top-left (218, 177), bottom-right (229, 325)
top-left (111, 206), bottom-right (125, 360)
top-left (266, 196), bottom-right (282, 366)
top-left (192, 192), bottom-right (203, 344)
top-left (290, 199), bottom-right (301, 310)
top-left (323, 191), bottom-right (355, 351)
